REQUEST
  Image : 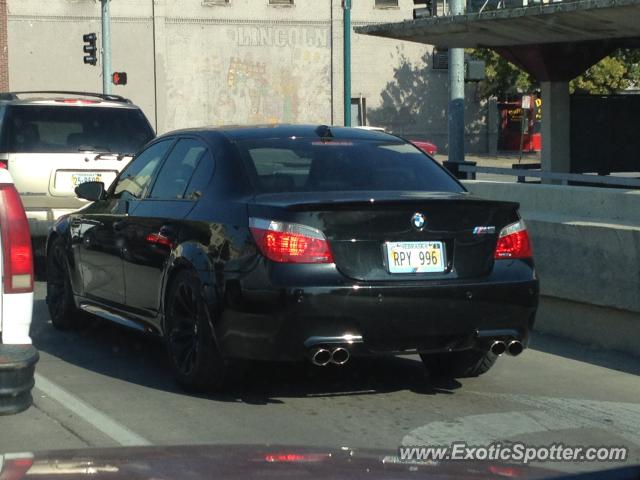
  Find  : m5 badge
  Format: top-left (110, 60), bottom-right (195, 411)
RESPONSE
top-left (473, 226), bottom-right (496, 235)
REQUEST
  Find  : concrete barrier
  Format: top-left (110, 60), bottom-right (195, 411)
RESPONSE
top-left (463, 180), bottom-right (640, 356)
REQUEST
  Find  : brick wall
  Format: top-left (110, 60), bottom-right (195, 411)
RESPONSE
top-left (0, 0), bottom-right (8, 91)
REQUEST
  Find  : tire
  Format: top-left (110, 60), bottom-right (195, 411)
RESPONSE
top-left (420, 349), bottom-right (497, 378)
top-left (164, 269), bottom-right (228, 392)
top-left (46, 237), bottom-right (80, 330)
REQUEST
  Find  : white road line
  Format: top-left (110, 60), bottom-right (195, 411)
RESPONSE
top-left (34, 372), bottom-right (152, 447)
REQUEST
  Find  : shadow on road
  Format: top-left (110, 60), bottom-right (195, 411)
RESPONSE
top-left (529, 331), bottom-right (640, 376)
top-left (31, 299), bottom-right (462, 404)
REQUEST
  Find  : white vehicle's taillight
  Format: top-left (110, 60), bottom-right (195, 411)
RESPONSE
top-left (494, 220), bottom-right (533, 260)
top-left (0, 183), bottom-right (34, 293)
top-left (249, 218), bottom-right (334, 264)
top-left (0, 455), bottom-right (34, 480)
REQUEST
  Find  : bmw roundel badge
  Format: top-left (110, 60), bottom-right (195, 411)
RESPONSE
top-left (411, 212), bottom-right (426, 230)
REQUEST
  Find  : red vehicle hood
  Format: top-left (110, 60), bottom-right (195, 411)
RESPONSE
top-left (410, 140), bottom-right (438, 155)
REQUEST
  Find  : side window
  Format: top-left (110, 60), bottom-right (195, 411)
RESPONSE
top-left (184, 150), bottom-right (214, 200)
top-left (113, 140), bottom-right (172, 199)
top-left (148, 138), bottom-right (207, 200)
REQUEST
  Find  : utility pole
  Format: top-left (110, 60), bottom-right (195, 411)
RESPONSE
top-left (343, 0), bottom-right (351, 127)
top-left (445, 0), bottom-right (466, 174)
top-left (101, 0), bottom-right (112, 95)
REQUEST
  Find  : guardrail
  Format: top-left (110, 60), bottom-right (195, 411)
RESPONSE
top-left (458, 164), bottom-right (640, 188)
top-left (470, 0), bottom-right (580, 15)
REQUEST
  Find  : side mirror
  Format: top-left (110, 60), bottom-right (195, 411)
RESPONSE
top-left (75, 181), bottom-right (105, 201)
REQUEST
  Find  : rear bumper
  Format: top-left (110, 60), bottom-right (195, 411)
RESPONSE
top-left (0, 292), bottom-right (34, 345)
top-left (216, 260), bottom-right (538, 362)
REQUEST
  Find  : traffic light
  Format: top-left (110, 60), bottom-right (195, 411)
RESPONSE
top-left (83, 33), bottom-right (97, 66)
top-left (413, 0), bottom-right (432, 18)
top-left (112, 72), bottom-right (128, 86)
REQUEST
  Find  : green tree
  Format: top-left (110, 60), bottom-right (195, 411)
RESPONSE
top-left (469, 48), bottom-right (640, 99)
top-left (469, 49), bottom-right (533, 99)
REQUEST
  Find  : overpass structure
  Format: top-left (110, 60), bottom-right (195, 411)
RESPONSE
top-left (356, 0), bottom-right (640, 179)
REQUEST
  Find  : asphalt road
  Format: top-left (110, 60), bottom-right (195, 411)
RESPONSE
top-left (2, 282), bottom-right (640, 475)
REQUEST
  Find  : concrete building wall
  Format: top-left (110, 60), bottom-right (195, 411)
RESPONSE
top-left (6, 0), bottom-right (156, 125)
top-left (161, 1), bottom-right (333, 130)
top-left (6, 0), bottom-right (489, 153)
top-left (0, 0), bottom-right (8, 91)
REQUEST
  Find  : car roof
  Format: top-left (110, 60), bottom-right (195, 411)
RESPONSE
top-left (0, 91), bottom-right (138, 109)
top-left (159, 124), bottom-right (401, 143)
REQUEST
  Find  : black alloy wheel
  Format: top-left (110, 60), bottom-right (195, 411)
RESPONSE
top-left (46, 237), bottom-right (80, 330)
top-left (165, 269), bottom-right (227, 392)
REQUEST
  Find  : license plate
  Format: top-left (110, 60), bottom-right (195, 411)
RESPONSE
top-left (385, 241), bottom-right (446, 274)
top-left (71, 172), bottom-right (103, 187)
top-left (54, 171), bottom-right (117, 193)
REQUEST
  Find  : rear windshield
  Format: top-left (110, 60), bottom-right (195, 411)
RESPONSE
top-left (236, 137), bottom-right (464, 194)
top-left (3, 105), bottom-right (154, 154)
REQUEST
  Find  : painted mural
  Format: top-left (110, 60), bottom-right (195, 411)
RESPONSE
top-left (166, 23), bottom-right (332, 129)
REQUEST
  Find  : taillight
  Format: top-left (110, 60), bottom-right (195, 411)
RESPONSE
top-left (249, 218), bottom-right (334, 264)
top-left (55, 99), bottom-right (100, 104)
top-left (263, 453), bottom-right (331, 463)
top-left (145, 233), bottom-right (175, 249)
top-left (0, 184), bottom-right (34, 293)
top-left (0, 456), bottom-right (34, 480)
top-left (0, 160), bottom-right (7, 169)
top-left (494, 220), bottom-right (532, 260)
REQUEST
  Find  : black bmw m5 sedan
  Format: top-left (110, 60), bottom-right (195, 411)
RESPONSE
top-left (46, 125), bottom-right (538, 391)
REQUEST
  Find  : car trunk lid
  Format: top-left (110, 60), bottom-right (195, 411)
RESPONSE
top-left (249, 191), bottom-right (520, 281)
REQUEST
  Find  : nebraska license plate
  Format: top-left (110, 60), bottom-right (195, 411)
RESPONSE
top-left (54, 170), bottom-right (118, 195)
top-left (385, 241), bottom-right (446, 274)
top-left (71, 172), bottom-right (103, 187)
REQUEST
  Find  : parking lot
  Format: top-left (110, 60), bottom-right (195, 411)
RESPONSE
top-left (1, 282), bottom-right (638, 474)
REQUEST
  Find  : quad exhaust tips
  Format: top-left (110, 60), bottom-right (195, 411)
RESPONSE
top-left (309, 348), bottom-right (332, 366)
top-left (308, 347), bottom-right (351, 366)
top-left (507, 340), bottom-right (524, 357)
top-left (490, 340), bottom-right (507, 356)
top-left (490, 339), bottom-right (524, 357)
top-left (330, 347), bottom-right (350, 365)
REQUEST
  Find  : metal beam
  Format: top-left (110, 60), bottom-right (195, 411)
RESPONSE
top-left (101, 0), bottom-right (111, 95)
top-left (355, 0), bottom-right (640, 48)
top-left (448, 0), bottom-right (465, 164)
top-left (494, 40), bottom-right (620, 81)
top-left (343, 0), bottom-right (351, 127)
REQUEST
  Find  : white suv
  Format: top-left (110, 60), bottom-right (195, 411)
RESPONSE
top-left (0, 91), bottom-right (155, 255)
top-left (0, 166), bottom-right (38, 415)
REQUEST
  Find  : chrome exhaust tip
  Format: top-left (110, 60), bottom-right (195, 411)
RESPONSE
top-left (309, 348), bottom-right (331, 366)
top-left (507, 340), bottom-right (524, 357)
top-left (330, 347), bottom-right (350, 365)
top-left (490, 340), bottom-right (507, 356)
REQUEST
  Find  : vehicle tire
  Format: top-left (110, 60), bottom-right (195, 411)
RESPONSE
top-left (164, 269), bottom-right (228, 392)
top-left (46, 237), bottom-right (80, 330)
top-left (420, 348), bottom-right (497, 378)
